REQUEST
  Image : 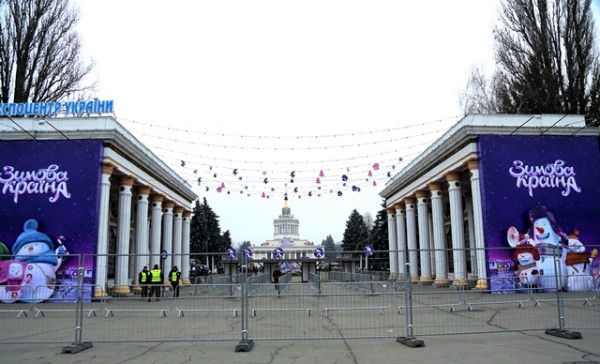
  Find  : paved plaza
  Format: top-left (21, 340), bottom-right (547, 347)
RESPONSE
top-left (0, 328), bottom-right (599, 364)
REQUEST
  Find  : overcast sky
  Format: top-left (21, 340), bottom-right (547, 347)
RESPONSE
top-left (72, 1), bottom-right (597, 246)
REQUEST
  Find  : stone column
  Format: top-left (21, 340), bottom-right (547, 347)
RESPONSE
top-left (113, 176), bottom-right (135, 295)
top-left (181, 211), bottom-right (192, 284)
top-left (468, 160), bottom-right (488, 289)
top-left (428, 209), bottom-right (436, 278)
top-left (172, 206), bottom-right (184, 280)
top-left (446, 172), bottom-right (468, 288)
top-left (162, 201), bottom-right (174, 284)
top-left (395, 203), bottom-right (407, 279)
top-left (404, 197), bottom-right (419, 283)
top-left (95, 164), bottom-right (114, 297)
top-left (149, 195), bottom-right (163, 268)
top-left (466, 196), bottom-right (478, 280)
top-left (386, 207), bottom-right (398, 280)
top-left (429, 182), bottom-right (449, 287)
top-left (416, 190), bottom-right (433, 285)
top-left (134, 186), bottom-right (151, 291)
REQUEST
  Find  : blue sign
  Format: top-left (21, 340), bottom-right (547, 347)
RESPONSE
top-left (0, 99), bottom-right (114, 116)
top-left (273, 247), bottom-right (284, 259)
top-left (363, 245), bottom-right (374, 257)
top-left (161, 249), bottom-right (168, 260)
top-left (226, 247), bottom-right (237, 260)
top-left (243, 248), bottom-right (253, 260)
top-left (313, 248), bottom-right (324, 259)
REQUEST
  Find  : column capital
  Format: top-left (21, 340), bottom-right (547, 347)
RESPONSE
top-left (174, 206), bottom-right (184, 214)
top-left (120, 176), bottom-right (135, 187)
top-left (415, 190), bottom-right (428, 199)
top-left (150, 194), bottom-right (164, 203)
top-left (428, 182), bottom-right (443, 191)
top-left (445, 172), bottom-right (462, 183)
top-left (386, 207), bottom-right (396, 215)
top-left (404, 197), bottom-right (416, 208)
top-left (164, 201), bottom-right (175, 209)
top-left (467, 159), bottom-right (479, 170)
top-left (183, 211), bottom-right (193, 219)
top-left (393, 202), bottom-right (405, 210)
top-left (102, 163), bottom-right (115, 175)
top-left (137, 185), bottom-right (151, 195)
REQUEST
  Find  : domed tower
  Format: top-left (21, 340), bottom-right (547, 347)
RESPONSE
top-left (273, 191), bottom-right (300, 240)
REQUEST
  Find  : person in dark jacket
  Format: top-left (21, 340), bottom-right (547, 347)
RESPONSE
top-left (169, 266), bottom-right (181, 297)
top-left (272, 265), bottom-right (282, 295)
top-left (138, 266), bottom-right (151, 298)
top-left (149, 264), bottom-right (163, 302)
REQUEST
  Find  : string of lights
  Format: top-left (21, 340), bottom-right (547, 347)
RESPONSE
top-left (118, 115), bottom-right (461, 199)
top-left (119, 115), bottom-right (460, 140)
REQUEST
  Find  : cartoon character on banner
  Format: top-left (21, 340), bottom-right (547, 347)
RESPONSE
top-left (0, 260), bottom-right (27, 302)
top-left (506, 227), bottom-right (540, 288)
top-left (526, 205), bottom-right (569, 292)
top-left (4, 219), bottom-right (67, 303)
top-left (564, 229), bottom-right (598, 292)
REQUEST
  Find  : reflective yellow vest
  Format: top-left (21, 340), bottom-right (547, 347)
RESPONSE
top-left (151, 269), bottom-right (162, 283)
top-left (170, 271), bottom-right (179, 283)
top-left (140, 271), bottom-right (149, 283)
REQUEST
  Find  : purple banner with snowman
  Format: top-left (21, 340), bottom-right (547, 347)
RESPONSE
top-left (0, 139), bottom-right (103, 303)
top-left (478, 135), bottom-right (600, 293)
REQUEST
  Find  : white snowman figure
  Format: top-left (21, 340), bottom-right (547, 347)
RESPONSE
top-left (565, 229), bottom-right (598, 292)
top-left (11, 219), bottom-right (64, 303)
top-left (507, 228), bottom-right (540, 287)
top-left (526, 205), bottom-right (568, 292)
top-left (0, 260), bottom-right (26, 303)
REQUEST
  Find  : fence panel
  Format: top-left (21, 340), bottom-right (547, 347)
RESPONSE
top-left (1, 250), bottom-right (599, 347)
top-left (81, 282), bottom-right (242, 343)
top-left (246, 278), bottom-right (405, 341)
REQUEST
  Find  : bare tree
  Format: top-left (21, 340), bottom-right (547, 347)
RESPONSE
top-left (461, 0), bottom-right (600, 125)
top-left (0, 0), bottom-right (94, 104)
top-left (461, 66), bottom-right (501, 114)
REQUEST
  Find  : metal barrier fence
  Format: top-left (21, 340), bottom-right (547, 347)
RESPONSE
top-left (0, 250), bottom-right (599, 352)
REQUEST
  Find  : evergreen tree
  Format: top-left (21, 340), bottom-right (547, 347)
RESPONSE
top-left (321, 234), bottom-right (337, 260)
top-left (190, 197), bottom-right (224, 265)
top-left (369, 207), bottom-right (390, 271)
top-left (341, 209), bottom-right (370, 256)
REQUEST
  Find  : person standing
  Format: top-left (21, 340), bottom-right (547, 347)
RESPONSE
top-left (201, 265), bottom-right (209, 283)
top-left (169, 266), bottom-right (181, 297)
top-left (138, 266), bottom-right (151, 299)
top-left (272, 265), bottom-right (282, 295)
top-left (149, 264), bottom-right (163, 302)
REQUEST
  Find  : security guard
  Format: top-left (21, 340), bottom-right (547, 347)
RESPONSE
top-left (149, 264), bottom-right (163, 302)
top-left (169, 266), bottom-right (181, 297)
top-left (138, 266), bottom-right (151, 298)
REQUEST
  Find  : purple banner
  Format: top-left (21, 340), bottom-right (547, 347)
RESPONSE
top-left (0, 140), bottom-right (103, 303)
top-left (478, 135), bottom-right (600, 293)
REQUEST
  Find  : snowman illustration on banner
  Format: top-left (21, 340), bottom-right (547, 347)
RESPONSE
top-left (564, 230), bottom-right (598, 292)
top-left (506, 229), bottom-right (540, 288)
top-left (507, 205), bottom-right (568, 292)
top-left (0, 219), bottom-right (67, 303)
top-left (507, 205), bottom-right (598, 293)
top-left (0, 259), bottom-right (27, 303)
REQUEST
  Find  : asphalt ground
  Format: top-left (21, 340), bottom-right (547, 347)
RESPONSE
top-left (1, 279), bottom-right (599, 364)
top-left (0, 328), bottom-right (599, 364)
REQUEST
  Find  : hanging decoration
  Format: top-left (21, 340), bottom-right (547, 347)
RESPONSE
top-left (119, 114), bottom-right (461, 200)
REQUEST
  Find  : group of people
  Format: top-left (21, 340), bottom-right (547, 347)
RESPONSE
top-left (138, 264), bottom-right (181, 301)
top-left (139, 263), bottom-right (283, 300)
